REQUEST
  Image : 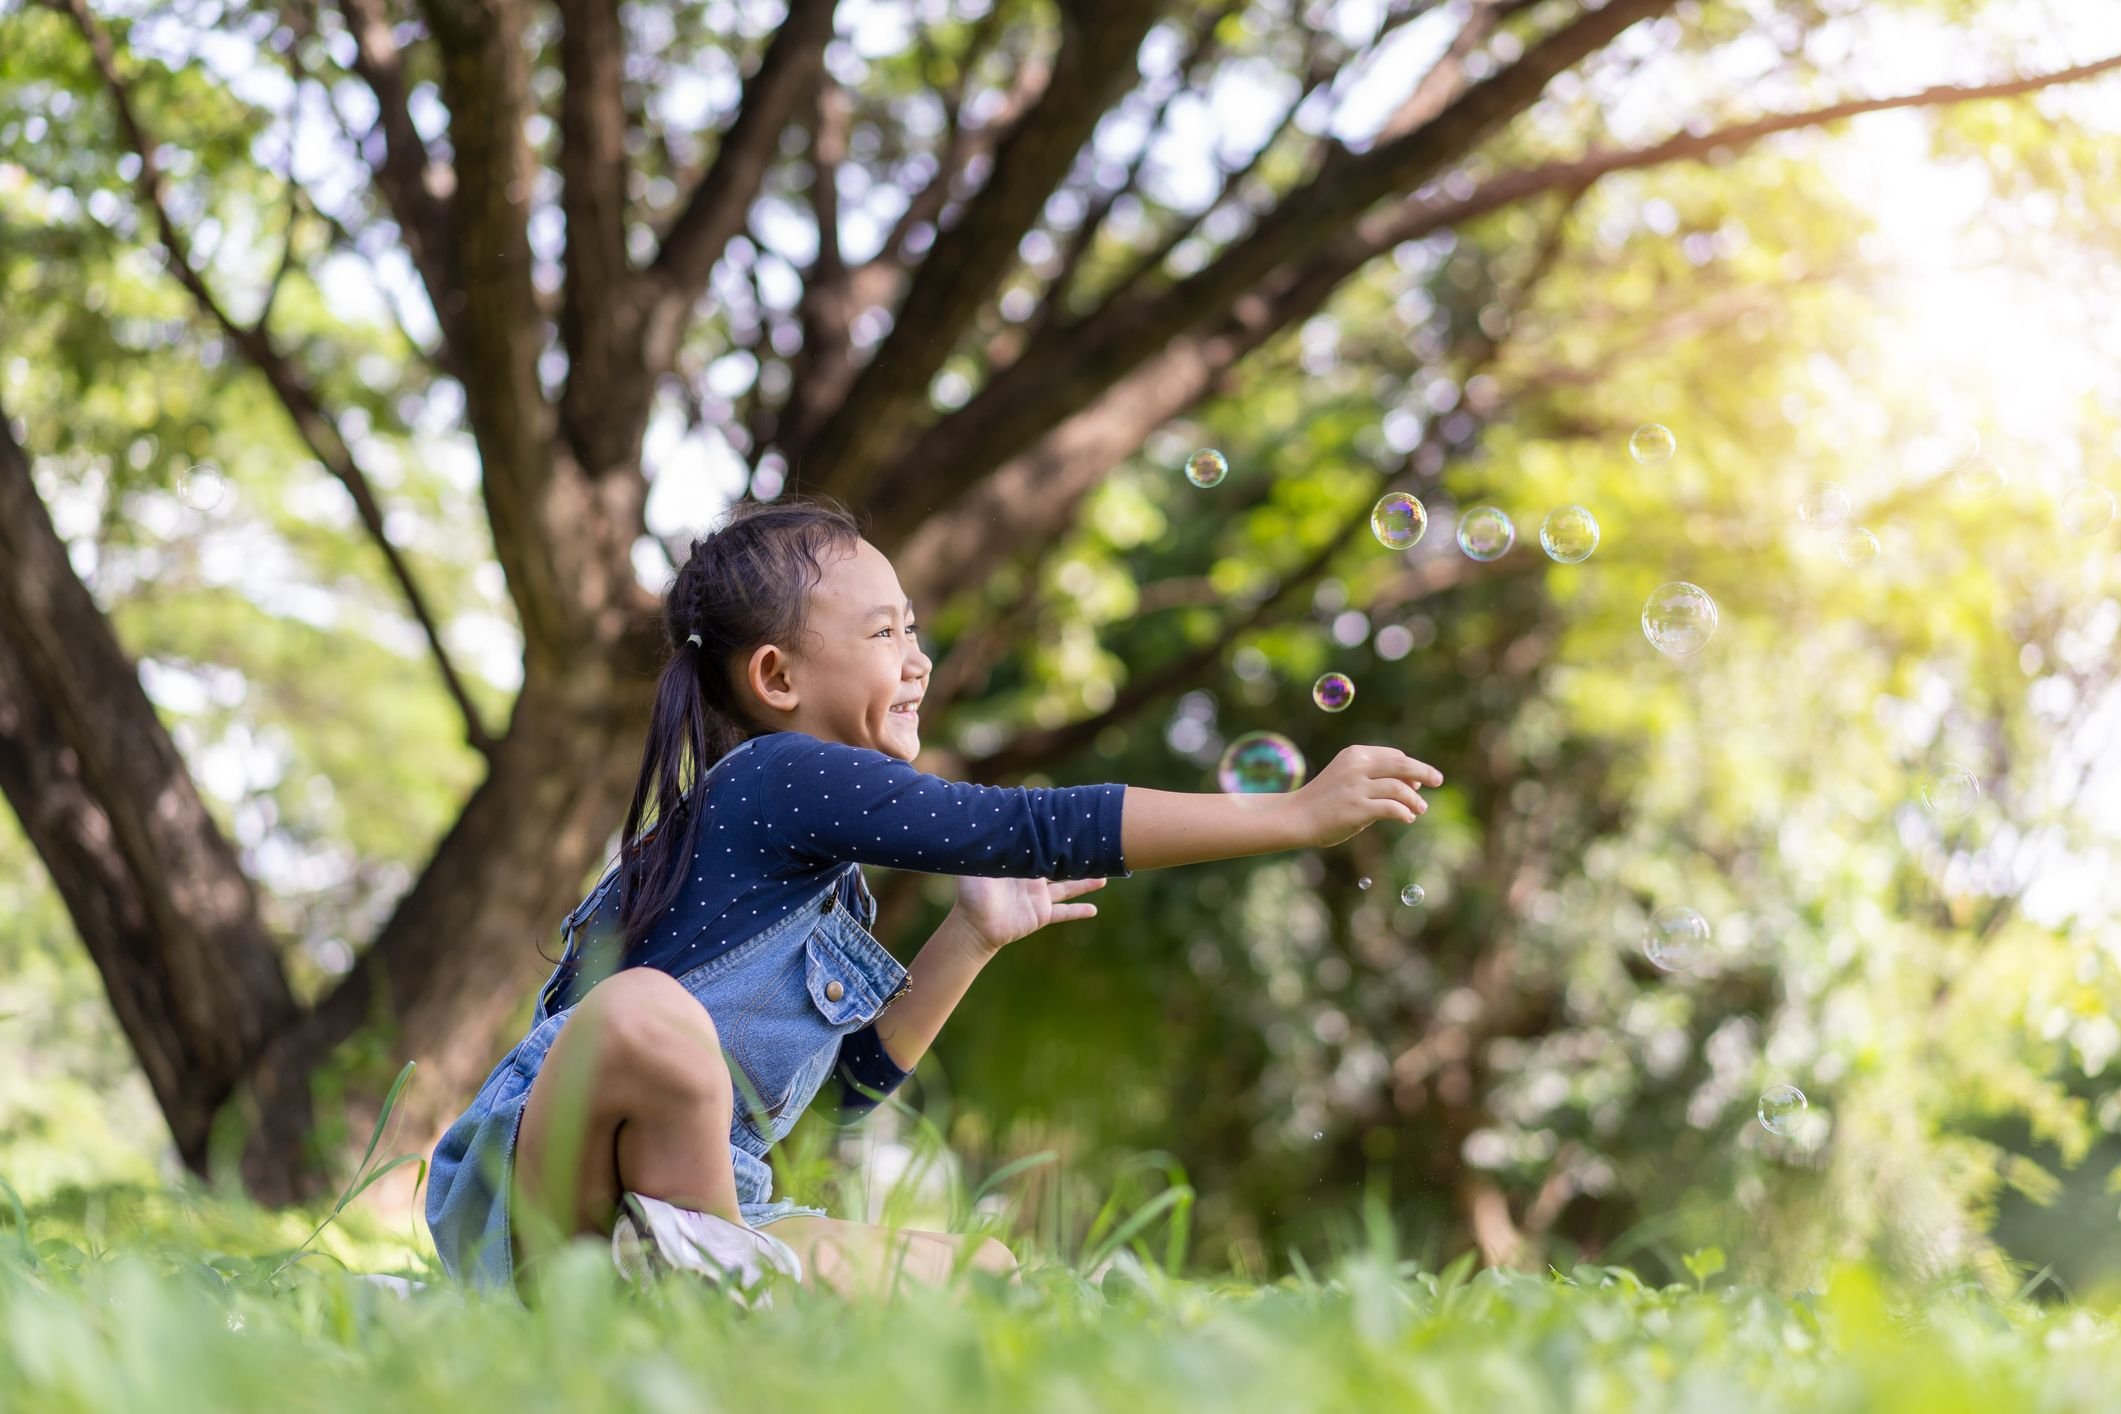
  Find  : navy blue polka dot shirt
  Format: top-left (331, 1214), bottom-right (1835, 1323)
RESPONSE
top-left (548, 731), bottom-right (1130, 1108)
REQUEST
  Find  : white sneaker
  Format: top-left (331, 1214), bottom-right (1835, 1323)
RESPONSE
top-left (611, 1193), bottom-right (804, 1306)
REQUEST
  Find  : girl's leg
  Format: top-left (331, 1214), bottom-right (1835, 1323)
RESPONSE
top-left (511, 968), bottom-right (742, 1278)
top-left (758, 1214), bottom-right (1018, 1298)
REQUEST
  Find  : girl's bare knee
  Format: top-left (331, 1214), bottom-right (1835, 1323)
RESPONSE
top-left (582, 969), bottom-right (730, 1109)
top-left (965, 1236), bottom-right (1017, 1278)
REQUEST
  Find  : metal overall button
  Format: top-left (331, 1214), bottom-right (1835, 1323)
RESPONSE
top-left (825, 979), bottom-right (844, 1002)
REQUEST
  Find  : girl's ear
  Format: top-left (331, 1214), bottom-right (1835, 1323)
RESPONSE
top-left (744, 642), bottom-right (799, 715)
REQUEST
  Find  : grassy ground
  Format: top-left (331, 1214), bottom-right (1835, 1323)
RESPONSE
top-left (3, 1178), bottom-right (2120, 1414)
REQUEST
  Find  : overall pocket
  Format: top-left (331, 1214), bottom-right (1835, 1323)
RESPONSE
top-left (717, 925), bottom-right (893, 1142)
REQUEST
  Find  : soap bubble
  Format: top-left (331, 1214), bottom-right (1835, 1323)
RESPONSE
top-left (1629, 423), bottom-right (1676, 466)
top-left (1370, 492), bottom-right (1428, 550)
top-left (1312, 672), bottom-right (1355, 712)
top-left (1185, 449), bottom-right (1229, 488)
top-left (1399, 883), bottom-right (1426, 907)
top-left (1457, 505), bottom-right (1515, 561)
top-left (1835, 526), bottom-right (1880, 568)
top-left (2061, 482), bottom-right (2116, 536)
top-left (1757, 1084), bottom-right (1807, 1136)
top-left (1641, 582), bottom-right (1718, 656)
top-left (1914, 423), bottom-right (1981, 478)
top-left (1955, 454), bottom-right (2008, 499)
top-left (1216, 731), bottom-right (1306, 794)
top-left (1797, 481), bottom-right (1850, 528)
top-left (1539, 505), bottom-right (1600, 563)
top-left (1644, 905), bottom-right (1709, 971)
top-left (1919, 763), bottom-right (1980, 820)
top-left (177, 463), bottom-right (229, 512)
top-left (1356, 876), bottom-right (1373, 891)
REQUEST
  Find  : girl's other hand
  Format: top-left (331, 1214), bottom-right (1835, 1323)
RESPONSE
top-left (1294, 745), bottom-right (1444, 847)
top-left (949, 874), bottom-right (1108, 957)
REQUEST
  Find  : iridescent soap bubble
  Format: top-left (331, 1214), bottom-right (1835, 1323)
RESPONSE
top-left (1629, 423), bottom-right (1677, 466)
top-left (1644, 905), bottom-right (1709, 972)
top-left (1457, 505), bottom-right (1515, 561)
top-left (1216, 730), bottom-right (1306, 794)
top-left (1370, 492), bottom-right (1428, 550)
top-left (1955, 454), bottom-right (2007, 499)
top-left (1399, 883), bottom-right (1426, 907)
top-left (2061, 482), bottom-right (2116, 536)
top-left (1835, 526), bottom-right (1880, 568)
top-left (177, 462), bottom-right (229, 512)
top-left (1312, 672), bottom-right (1355, 712)
top-left (1641, 582), bottom-right (1718, 656)
top-left (1757, 1083), bottom-right (1807, 1136)
top-left (1185, 448), bottom-right (1229, 488)
top-left (1539, 505), bottom-right (1600, 563)
top-left (1356, 876), bottom-right (1373, 892)
top-left (1919, 763), bottom-right (1980, 820)
top-left (1797, 481), bottom-right (1850, 529)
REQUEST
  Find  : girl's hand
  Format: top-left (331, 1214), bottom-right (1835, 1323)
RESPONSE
top-left (949, 874), bottom-right (1108, 957)
top-left (1293, 745), bottom-right (1444, 848)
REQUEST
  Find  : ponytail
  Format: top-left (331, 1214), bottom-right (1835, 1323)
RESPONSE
top-left (609, 496), bottom-right (863, 959)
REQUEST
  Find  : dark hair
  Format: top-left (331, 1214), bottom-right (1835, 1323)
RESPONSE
top-left (612, 496), bottom-right (863, 958)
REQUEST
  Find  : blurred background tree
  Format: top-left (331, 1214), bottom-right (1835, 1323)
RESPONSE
top-left (3, 0), bottom-right (2120, 1290)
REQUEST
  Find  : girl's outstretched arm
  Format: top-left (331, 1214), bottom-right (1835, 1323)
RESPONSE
top-left (1121, 745), bottom-right (1443, 870)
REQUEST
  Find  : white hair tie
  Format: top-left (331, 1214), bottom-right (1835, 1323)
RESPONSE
top-left (686, 633), bottom-right (703, 648)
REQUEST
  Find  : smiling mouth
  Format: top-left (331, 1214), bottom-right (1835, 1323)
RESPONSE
top-left (889, 704), bottom-right (920, 718)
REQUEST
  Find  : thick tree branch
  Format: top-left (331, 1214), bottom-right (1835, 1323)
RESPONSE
top-left (62, 0), bottom-right (499, 758)
top-left (643, 0), bottom-right (837, 375)
top-left (555, 0), bottom-right (646, 475)
top-left (0, 408), bottom-right (299, 1172)
top-left (803, 0), bottom-right (1162, 504)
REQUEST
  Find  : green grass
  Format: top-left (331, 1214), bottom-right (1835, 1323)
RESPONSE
top-left (4, 1073), bottom-right (2118, 1412)
top-left (5, 1183), bottom-right (2121, 1413)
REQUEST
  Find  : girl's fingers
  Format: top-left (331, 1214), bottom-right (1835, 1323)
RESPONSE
top-left (1049, 877), bottom-right (1108, 900)
top-left (1387, 754), bottom-right (1444, 789)
top-left (1049, 903), bottom-right (1099, 924)
top-left (1369, 780), bottom-right (1426, 816)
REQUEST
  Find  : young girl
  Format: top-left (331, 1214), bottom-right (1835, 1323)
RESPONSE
top-left (424, 498), bottom-right (1442, 1300)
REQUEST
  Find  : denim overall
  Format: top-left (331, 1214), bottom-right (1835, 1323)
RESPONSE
top-left (424, 842), bottom-right (911, 1296)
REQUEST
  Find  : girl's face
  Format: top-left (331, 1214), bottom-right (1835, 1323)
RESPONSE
top-left (740, 537), bottom-right (932, 761)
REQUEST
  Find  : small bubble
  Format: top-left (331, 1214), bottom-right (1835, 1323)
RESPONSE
top-left (1641, 582), bottom-right (1718, 656)
top-left (177, 463), bottom-right (229, 512)
top-left (1312, 672), bottom-right (1355, 712)
top-left (1456, 505), bottom-right (1515, 561)
top-left (1185, 448), bottom-right (1229, 488)
top-left (1955, 454), bottom-right (2007, 499)
top-left (1835, 526), bottom-right (1880, 568)
top-left (1539, 505), bottom-right (1599, 563)
top-left (1914, 423), bottom-right (1981, 478)
top-left (1797, 481), bottom-right (1849, 528)
top-left (2061, 482), bottom-right (2116, 536)
top-left (1757, 1083), bottom-right (1807, 1136)
top-left (1216, 731), bottom-right (1307, 794)
top-left (1629, 423), bottom-right (1676, 466)
top-left (1312, 1131), bottom-right (1324, 1141)
top-left (1370, 492), bottom-right (1428, 550)
top-left (1644, 905), bottom-right (1709, 971)
top-left (1919, 763), bottom-right (1980, 820)
top-left (1356, 876), bottom-right (1373, 891)
top-left (1399, 883), bottom-right (1426, 907)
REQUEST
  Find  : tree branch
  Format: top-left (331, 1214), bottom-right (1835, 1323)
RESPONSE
top-left (0, 407), bottom-right (299, 1171)
top-left (872, 0), bottom-right (1678, 546)
top-left (61, 0), bottom-right (499, 758)
top-left (803, 0), bottom-right (1163, 505)
top-left (329, 0), bottom-right (457, 335)
top-left (643, 0), bottom-right (837, 375)
top-left (555, 0), bottom-right (648, 476)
